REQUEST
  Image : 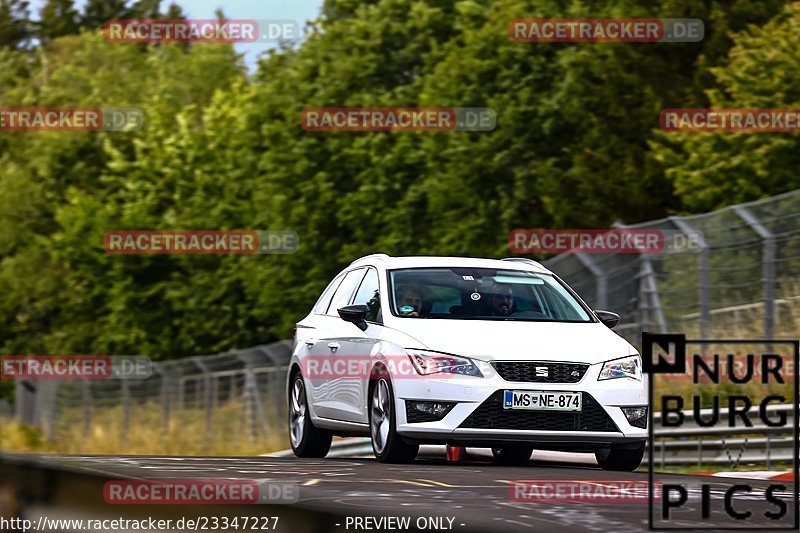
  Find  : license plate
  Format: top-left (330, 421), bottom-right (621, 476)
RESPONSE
top-left (503, 390), bottom-right (582, 411)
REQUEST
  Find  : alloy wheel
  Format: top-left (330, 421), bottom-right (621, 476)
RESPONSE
top-left (370, 378), bottom-right (391, 454)
top-left (289, 378), bottom-right (306, 447)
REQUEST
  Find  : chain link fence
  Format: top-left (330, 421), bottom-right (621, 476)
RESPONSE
top-left (545, 188), bottom-right (800, 347)
top-left (4, 189), bottom-right (800, 455)
top-left (8, 341), bottom-right (293, 455)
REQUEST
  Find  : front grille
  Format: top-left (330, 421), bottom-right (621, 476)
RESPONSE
top-left (493, 361), bottom-right (589, 383)
top-left (459, 391), bottom-right (618, 432)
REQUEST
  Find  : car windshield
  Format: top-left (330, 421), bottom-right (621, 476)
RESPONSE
top-left (389, 267), bottom-right (592, 322)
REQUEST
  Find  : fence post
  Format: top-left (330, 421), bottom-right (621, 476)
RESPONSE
top-left (732, 205), bottom-right (776, 341)
top-left (575, 254), bottom-right (607, 310)
top-left (671, 216), bottom-right (709, 338)
top-left (82, 379), bottom-right (91, 444)
top-left (14, 379), bottom-right (26, 422)
top-left (237, 353), bottom-right (271, 444)
top-left (192, 357), bottom-right (213, 452)
top-left (121, 378), bottom-right (130, 448)
top-left (45, 381), bottom-right (60, 441)
top-left (639, 254), bottom-right (667, 333)
top-left (155, 363), bottom-right (171, 447)
top-left (697, 439), bottom-right (702, 468)
top-left (177, 378), bottom-right (184, 410)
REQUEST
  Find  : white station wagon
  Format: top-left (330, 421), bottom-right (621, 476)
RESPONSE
top-left (287, 255), bottom-right (648, 470)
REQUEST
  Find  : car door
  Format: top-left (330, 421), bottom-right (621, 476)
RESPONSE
top-left (295, 271), bottom-right (344, 409)
top-left (326, 266), bottom-right (384, 423)
top-left (306, 267), bottom-right (367, 420)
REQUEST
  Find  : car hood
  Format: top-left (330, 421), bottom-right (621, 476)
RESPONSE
top-left (390, 319), bottom-right (634, 364)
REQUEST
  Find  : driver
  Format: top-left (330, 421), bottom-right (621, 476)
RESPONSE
top-left (488, 284), bottom-right (514, 316)
top-left (397, 286), bottom-right (426, 317)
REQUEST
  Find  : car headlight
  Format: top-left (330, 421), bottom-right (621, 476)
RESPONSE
top-left (406, 350), bottom-right (483, 377)
top-left (598, 355), bottom-right (642, 381)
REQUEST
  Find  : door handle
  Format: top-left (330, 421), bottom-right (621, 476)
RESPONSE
top-left (327, 342), bottom-right (340, 352)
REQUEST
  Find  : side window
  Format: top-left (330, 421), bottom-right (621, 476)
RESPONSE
top-left (313, 274), bottom-right (344, 314)
top-left (353, 268), bottom-right (381, 322)
top-left (326, 268), bottom-right (366, 315)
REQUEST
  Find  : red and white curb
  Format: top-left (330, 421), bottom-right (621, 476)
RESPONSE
top-left (698, 471), bottom-right (794, 481)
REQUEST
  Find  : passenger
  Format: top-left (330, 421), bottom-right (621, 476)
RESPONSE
top-left (397, 286), bottom-right (426, 317)
top-left (487, 284), bottom-right (514, 317)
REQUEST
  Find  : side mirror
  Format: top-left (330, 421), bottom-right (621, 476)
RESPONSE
top-left (338, 304), bottom-right (368, 331)
top-left (594, 310), bottom-right (620, 329)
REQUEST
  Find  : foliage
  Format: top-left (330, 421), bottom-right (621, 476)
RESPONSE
top-left (1, 0), bottom-right (799, 357)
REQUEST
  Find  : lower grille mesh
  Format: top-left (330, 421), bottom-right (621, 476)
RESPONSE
top-left (460, 391), bottom-right (618, 432)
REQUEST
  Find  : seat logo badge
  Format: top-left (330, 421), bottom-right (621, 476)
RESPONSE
top-left (571, 370), bottom-right (580, 377)
top-left (535, 366), bottom-right (549, 377)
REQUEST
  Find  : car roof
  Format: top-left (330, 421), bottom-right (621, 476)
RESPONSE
top-left (348, 254), bottom-right (551, 274)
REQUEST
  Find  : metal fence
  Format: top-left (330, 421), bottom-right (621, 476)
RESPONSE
top-left (10, 341), bottom-right (293, 455)
top-left (5, 189), bottom-right (800, 457)
top-left (544, 188), bottom-right (800, 347)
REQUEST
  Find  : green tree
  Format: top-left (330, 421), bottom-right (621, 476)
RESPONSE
top-left (80, 0), bottom-right (128, 29)
top-left (37, 0), bottom-right (79, 42)
top-left (651, 2), bottom-right (800, 212)
top-left (0, 0), bottom-right (30, 49)
top-left (1, 0), bottom-right (798, 358)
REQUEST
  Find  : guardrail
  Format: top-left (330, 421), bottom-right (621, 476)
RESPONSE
top-left (272, 403), bottom-right (795, 470)
top-left (651, 403), bottom-right (795, 469)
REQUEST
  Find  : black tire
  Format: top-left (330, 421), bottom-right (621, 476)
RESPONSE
top-left (288, 372), bottom-right (332, 458)
top-left (491, 446), bottom-right (533, 466)
top-left (595, 442), bottom-right (645, 472)
top-left (369, 376), bottom-right (418, 464)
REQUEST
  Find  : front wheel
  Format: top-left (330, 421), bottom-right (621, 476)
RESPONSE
top-left (288, 373), bottom-right (332, 458)
top-left (595, 442), bottom-right (645, 471)
top-left (370, 377), bottom-right (418, 463)
top-left (492, 447), bottom-right (533, 466)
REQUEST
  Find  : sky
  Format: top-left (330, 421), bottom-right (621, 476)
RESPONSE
top-left (28, 0), bottom-right (325, 69)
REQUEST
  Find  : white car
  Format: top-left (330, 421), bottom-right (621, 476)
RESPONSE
top-left (287, 255), bottom-right (648, 470)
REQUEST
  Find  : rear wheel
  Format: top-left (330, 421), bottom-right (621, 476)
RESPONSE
top-left (595, 442), bottom-right (645, 471)
top-left (492, 446), bottom-right (533, 466)
top-left (370, 377), bottom-right (418, 463)
top-left (288, 373), bottom-right (332, 458)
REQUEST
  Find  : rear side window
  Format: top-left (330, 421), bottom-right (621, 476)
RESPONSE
top-left (326, 268), bottom-right (366, 315)
top-left (313, 274), bottom-right (344, 314)
top-left (352, 268), bottom-right (381, 322)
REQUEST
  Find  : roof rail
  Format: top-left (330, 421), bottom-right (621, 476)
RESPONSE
top-left (350, 253), bottom-right (391, 265)
top-left (500, 257), bottom-right (547, 270)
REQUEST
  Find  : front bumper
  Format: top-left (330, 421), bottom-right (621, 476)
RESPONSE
top-left (393, 359), bottom-right (648, 447)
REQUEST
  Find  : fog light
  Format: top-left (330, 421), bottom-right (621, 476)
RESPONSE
top-left (621, 406), bottom-right (648, 429)
top-left (407, 401), bottom-right (455, 422)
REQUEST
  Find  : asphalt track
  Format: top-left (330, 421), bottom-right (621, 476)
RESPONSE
top-left (3, 451), bottom-right (797, 532)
